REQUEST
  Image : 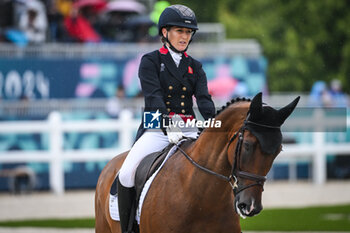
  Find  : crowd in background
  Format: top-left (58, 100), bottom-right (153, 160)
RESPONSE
top-left (308, 79), bottom-right (348, 107)
top-left (0, 0), bottom-right (165, 46)
top-left (0, 0), bottom-right (348, 107)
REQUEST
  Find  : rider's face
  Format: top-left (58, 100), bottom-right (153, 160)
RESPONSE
top-left (162, 26), bottom-right (193, 52)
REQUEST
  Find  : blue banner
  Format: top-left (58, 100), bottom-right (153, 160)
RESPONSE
top-left (0, 55), bottom-right (267, 100)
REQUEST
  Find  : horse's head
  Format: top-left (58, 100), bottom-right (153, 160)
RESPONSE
top-left (227, 93), bottom-right (299, 218)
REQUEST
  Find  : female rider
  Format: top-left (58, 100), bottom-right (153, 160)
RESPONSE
top-left (116, 5), bottom-right (216, 233)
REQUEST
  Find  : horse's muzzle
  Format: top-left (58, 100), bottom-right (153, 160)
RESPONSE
top-left (235, 199), bottom-right (263, 218)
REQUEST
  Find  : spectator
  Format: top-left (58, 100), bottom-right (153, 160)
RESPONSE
top-left (106, 86), bottom-right (125, 118)
top-left (0, 0), bottom-right (14, 30)
top-left (98, 11), bottom-right (133, 42)
top-left (0, 1), bottom-right (28, 46)
top-left (18, 0), bottom-right (48, 44)
top-left (56, 0), bottom-right (73, 17)
top-left (13, 0), bottom-right (27, 27)
top-left (64, 0), bottom-right (106, 43)
top-left (46, 0), bottom-right (69, 41)
top-left (308, 81), bottom-right (332, 107)
top-left (0, 0), bottom-right (14, 42)
top-left (125, 15), bottom-right (157, 43)
top-left (329, 79), bottom-right (348, 107)
top-left (99, 0), bottom-right (147, 42)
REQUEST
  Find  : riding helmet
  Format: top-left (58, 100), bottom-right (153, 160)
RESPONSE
top-left (158, 5), bottom-right (198, 35)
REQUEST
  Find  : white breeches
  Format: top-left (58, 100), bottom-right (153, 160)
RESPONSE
top-left (118, 129), bottom-right (198, 187)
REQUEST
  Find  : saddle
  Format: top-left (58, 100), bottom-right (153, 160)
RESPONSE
top-left (135, 138), bottom-right (196, 202)
top-left (109, 138), bottom-right (195, 232)
top-left (134, 143), bottom-right (175, 204)
top-left (110, 143), bottom-right (174, 197)
top-left (111, 138), bottom-right (196, 200)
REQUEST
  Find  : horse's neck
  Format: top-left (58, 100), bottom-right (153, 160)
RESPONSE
top-left (189, 103), bottom-right (248, 174)
top-left (180, 105), bottom-right (247, 202)
top-left (190, 131), bottom-right (231, 176)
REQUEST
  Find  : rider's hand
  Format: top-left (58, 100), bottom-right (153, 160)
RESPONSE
top-left (166, 116), bottom-right (184, 144)
top-left (166, 127), bottom-right (184, 144)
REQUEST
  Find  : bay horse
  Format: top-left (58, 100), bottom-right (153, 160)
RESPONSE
top-left (95, 92), bottom-right (299, 233)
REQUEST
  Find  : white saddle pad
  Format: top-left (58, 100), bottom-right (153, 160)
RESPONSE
top-left (109, 140), bottom-right (186, 224)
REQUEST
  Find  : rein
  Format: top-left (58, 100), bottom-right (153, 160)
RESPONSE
top-left (176, 118), bottom-right (278, 195)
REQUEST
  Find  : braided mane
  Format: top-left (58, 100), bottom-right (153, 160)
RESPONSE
top-left (215, 97), bottom-right (251, 116)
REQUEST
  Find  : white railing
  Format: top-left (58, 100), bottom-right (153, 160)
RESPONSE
top-left (0, 110), bottom-right (349, 194)
top-left (0, 40), bottom-right (262, 58)
top-left (278, 133), bottom-right (350, 184)
top-left (0, 110), bottom-right (139, 195)
top-left (277, 109), bottom-right (350, 185)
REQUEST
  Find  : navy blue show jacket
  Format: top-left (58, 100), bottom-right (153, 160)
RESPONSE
top-left (134, 46), bottom-right (216, 141)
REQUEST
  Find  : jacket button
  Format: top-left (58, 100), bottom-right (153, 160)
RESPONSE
top-left (166, 101), bottom-right (170, 105)
top-left (169, 86), bottom-right (173, 90)
top-left (181, 109), bottom-right (186, 114)
top-left (181, 102), bottom-right (184, 106)
top-left (181, 95), bottom-right (185, 98)
top-left (168, 95), bottom-right (172, 98)
top-left (167, 108), bottom-right (171, 112)
top-left (182, 87), bottom-right (186, 91)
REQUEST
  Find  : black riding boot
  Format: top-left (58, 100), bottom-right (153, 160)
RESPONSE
top-left (117, 177), bottom-right (136, 233)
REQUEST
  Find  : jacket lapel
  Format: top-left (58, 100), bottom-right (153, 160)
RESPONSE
top-left (178, 54), bottom-right (190, 77)
top-left (162, 52), bottom-right (187, 85)
top-left (159, 46), bottom-right (190, 87)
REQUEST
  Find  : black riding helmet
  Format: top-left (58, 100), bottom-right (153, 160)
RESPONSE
top-left (158, 5), bottom-right (198, 52)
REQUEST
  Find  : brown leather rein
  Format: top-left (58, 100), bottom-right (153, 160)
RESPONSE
top-left (176, 119), bottom-right (280, 195)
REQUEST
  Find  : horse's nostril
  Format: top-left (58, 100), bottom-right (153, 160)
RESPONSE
top-left (238, 203), bottom-right (246, 210)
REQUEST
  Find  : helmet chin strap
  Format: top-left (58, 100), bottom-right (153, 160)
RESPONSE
top-left (165, 31), bottom-right (196, 53)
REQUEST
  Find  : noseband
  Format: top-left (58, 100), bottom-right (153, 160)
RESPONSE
top-left (177, 117), bottom-right (280, 196)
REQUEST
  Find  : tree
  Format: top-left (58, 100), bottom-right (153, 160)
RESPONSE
top-left (219, 0), bottom-right (350, 92)
top-left (168, 0), bottom-right (219, 22)
top-left (171, 0), bottom-right (350, 92)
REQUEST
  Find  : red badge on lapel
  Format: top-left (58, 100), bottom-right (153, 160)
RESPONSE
top-left (188, 66), bottom-right (193, 74)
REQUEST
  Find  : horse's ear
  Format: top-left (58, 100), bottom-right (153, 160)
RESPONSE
top-left (249, 92), bottom-right (263, 116)
top-left (278, 96), bottom-right (300, 125)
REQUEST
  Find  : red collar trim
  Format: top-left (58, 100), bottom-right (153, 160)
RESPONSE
top-left (169, 112), bottom-right (194, 123)
top-left (160, 46), bottom-right (188, 57)
top-left (159, 47), bottom-right (169, 55)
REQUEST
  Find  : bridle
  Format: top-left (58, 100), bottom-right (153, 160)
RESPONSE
top-left (227, 123), bottom-right (267, 195)
top-left (176, 116), bottom-right (280, 196)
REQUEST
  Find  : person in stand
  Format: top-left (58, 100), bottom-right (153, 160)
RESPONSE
top-left (329, 79), bottom-right (348, 107)
top-left (115, 5), bottom-right (216, 233)
top-left (18, 0), bottom-right (48, 44)
top-left (64, 3), bottom-right (105, 43)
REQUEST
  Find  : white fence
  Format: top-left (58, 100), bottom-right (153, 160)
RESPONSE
top-left (0, 110), bottom-right (349, 194)
top-left (277, 109), bottom-right (350, 185)
top-left (0, 110), bottom-right (139, 195)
